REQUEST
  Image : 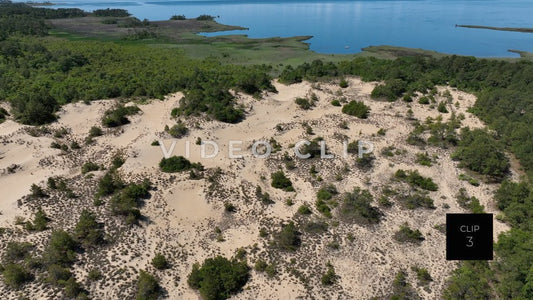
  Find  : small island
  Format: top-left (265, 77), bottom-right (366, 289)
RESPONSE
top-left (456, 24), bottom-right (533, 33)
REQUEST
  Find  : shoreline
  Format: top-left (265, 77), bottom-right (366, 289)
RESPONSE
top-left (457, 24), bottom-right (533, 33)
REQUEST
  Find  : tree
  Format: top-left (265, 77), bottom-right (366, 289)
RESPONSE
top-left (74, 210), bottom-right (104, 247)
top-left (1, 264), bottom-right (32, 289)
top-left (443, 261), bottom-right (492, 300)
top-left (42, 230), bottom-right (78, 266)
top-left (188, 256), bottom-right (250, 300)
top-left (136, 271), bottom-right (161, 300)
top-left (452, 128), bottom-right (509, 180)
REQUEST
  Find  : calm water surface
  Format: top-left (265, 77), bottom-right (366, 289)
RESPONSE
top-left (38, 0), bottom-right (533, 56)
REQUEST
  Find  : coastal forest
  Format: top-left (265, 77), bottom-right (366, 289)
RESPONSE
top-left (1, 2), bottom-right (533, 299)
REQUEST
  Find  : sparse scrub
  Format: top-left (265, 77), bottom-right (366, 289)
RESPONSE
top-left (394, 223), bottom-right (424, 244)
top-left (339, 187), bottom-right (382, 224)
top-left (394, 169), bottom-right (438, 191)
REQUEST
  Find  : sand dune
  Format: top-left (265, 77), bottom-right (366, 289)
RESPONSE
top-left (0, 77), bottom-right (510, 299)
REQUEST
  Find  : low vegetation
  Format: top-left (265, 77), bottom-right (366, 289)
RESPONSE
top-left (271, 171), bottom-right (294, 192)
top-left (339, 187), bottom-right (382, 224)
top-left (188, 256), bottom-right (250, 300)
top-left (341, 100), bottom-right (370, 118)
top-left (394, 169), bottom-right (438, 191)
top-left (159, 156), bottom-right (203, 173)
top-left (394, 223), bottom-right (424, 244)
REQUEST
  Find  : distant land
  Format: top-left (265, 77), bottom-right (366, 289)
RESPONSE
top-left (457, 24), bottom-right (533, 33)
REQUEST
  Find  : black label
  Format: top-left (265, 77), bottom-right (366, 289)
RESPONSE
top-left (446, 213), bottom-right (493, 260)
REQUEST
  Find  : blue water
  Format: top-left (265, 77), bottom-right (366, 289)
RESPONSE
top-left (33, 0), bottom-right (533, 57)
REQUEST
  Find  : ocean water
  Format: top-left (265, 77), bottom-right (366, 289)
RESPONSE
top-left (38, 0), bottom-right (533, 57)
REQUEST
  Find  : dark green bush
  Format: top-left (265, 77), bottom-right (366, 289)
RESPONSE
top-left (159, 156), bottom-right (197, 173)
top-left (74, 210), bottom-right (104, 247)
top-left (1, 264), bottom-right (32, 289)
top-left (81, 162), bottom-right (100, 174)
top-left (151, 253), bottom-right (169, 270)
top-left (102, 105), bottom-right (140, 127)
top-left (170, 15), bottom-right (186, 20)
top-left (271, 171), bottom-right (294, 192)
top-left (394, 169), bottom-right (438, 191)
top-left (188, 256), bottom-right (249, 300)
top-left (341, 101), bottom-right (370, 118)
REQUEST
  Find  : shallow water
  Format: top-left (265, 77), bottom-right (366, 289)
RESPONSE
top-left (39, 0), bottom-right (533, 56)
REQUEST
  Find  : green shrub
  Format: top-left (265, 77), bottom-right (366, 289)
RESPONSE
top-left (443, 261), bottom-right (492, 300)
top-left (188, 256), bottom-right (250, 300)
top-left (74, 210), bottom-right (104, 247)
top-left (30, 184), bottom-right (47, 198)
top-left (316, 199), bottom-right (332, 218)
top-left (97, 171), bottom-right (124, 197)
top-left (295, 97), bottom-right (313, 110)
top-left (331, 99), bottom-right (341, 106)
top-left (356, 153), bottom-right (375, 171)
top-left (370, 79), bottom-right (407, 101)
top-left (299, 138), bottom-right (323, 158)
top-left (394, 169), bottom-right (438, 191)
top-left (271, 171), bottom-right (294, 192)
top-left (342, 101), bottom-right (370, 118)
top-left (2, 242), bottom-right (33, 264)
top-left (87, 269), bottom-right (102, 281)
top-left (339, 78), bottom-right (348, 88)
top-left (109, 180), bottom-right (151, 223)
top-left (81, 161), bottom-right (100, 174)
top-left (394, 223), bottom-right (424, 244)
top-left (254, 259), bottom-right (268, 272)
top-left (317, 184), bottom-right (338, 201)
top-left (412, 266), bottom-right (433, 285)
top-left (438, 101), bottom-right (448, 113)
top-left (339, 187), bottom-right (382, 224)
top-left (397, 193), bottom-right (435, 209)
top-left (26, 207), bottom-right (49, 231)
top-left (159, 156), bottom-right (195, 173)
top-left (275, 222), bottom-right (301, 251)
top-left (418, 96), bottom-right (430, 104)
top-left (224, 202), bottom-right (236, 213)
top-left (102, 105), bottom-right (140, 127)
top-left (390, 271), bottom-right (420, 299)
top-left (42, 230), bottom-right (78, 266)
top-left (415, 152), bottom-right (433, 166)
top-left (196, 14), bottom-right (215, 21)
top-left (136, 270), bottom-right (161, 300)
top-left (151, 253), bottom-right (169, 270)
top-left (170, 14), bottom-right (186, 20)
top-left (297, 204), bottom-right (312, 215)
top-left (111, 155), bottom-right (125, 170)
top-left (321, 262), bottom-right (338, 285)
top-left (456, 188), bottom-right (485, 213)
top-left (167, 122), bottom-right (188, 138)
top-left (1, 264), bottom-right (32, 289)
